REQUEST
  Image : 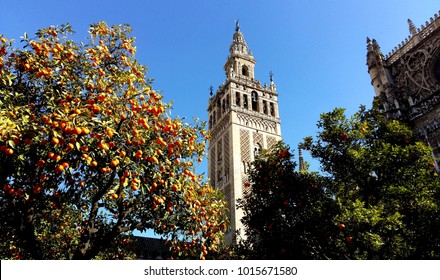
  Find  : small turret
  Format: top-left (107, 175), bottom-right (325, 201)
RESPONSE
top-left (269, 71), bottom-right (276, 91)
top-left (408, 19), bottom-right (418, 36)
top-left (366, 37), bottom-right (393, 97)
top-left (298, 149), bottom-right (305, 172)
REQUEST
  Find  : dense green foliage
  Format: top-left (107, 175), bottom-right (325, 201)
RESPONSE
top-left (237, 142), bottom-right (338, 259)
top-left (239, 102), bottom-right (440, 259)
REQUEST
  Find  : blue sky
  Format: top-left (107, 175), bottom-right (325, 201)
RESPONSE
top-left (1, 0), bottom-right (439, 173)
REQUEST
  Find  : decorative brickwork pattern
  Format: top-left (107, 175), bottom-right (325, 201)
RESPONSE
top-left (240, 129), bottom-right (251, 163)
top-left (209, 145), bottom-right (216, 187)
top-left (266, 135), bottom-right (277, 150)
top-left (253, 131), bottom-right (263, 146)
top-left (223, 183), bottom-right (234, 233)
top-left (217, 140), bottom-right (223, 185)
top-left (223, 131), bottom-right (230, 183)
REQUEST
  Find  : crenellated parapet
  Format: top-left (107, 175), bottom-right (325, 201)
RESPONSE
top-left (367, 10), bottom-right (440, 165)
top-left (385, 10), bottom-right (440, 64)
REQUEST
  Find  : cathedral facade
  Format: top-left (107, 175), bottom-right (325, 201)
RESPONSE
top-left (366, 11), bottom-right (440, 167)
top-left (207, 22), bottom-right (282, 243)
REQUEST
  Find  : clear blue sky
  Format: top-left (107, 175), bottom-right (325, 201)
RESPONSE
top-left (1, 0), bottom-right (439, 173)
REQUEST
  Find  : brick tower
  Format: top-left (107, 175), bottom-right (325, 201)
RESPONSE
top-left (207, 21), bottom-right (282, 243)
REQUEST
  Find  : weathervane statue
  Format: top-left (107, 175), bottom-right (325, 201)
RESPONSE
top-left (235, 19), bottom-right (240, 31)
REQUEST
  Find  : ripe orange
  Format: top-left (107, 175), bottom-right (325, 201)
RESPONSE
top-left (110, 159), bottom-right (120, 168)
top-left (16, 189), bottom-right (24, 196)
top-left (33, 185), bottom-right (42, 194)
top-left (55, 165), bottom-right (64, 173)
top-left (74, 127), bottom-right (82, 135)
top-left (148, 156), bottom-right (158, 164)
top-left (5, 148), bottom-right (14, 155)
top-left (135, 150), bottom-right (143, 159)
top-left (106, 128), bottom-right (114, 138)
top-left (171, 184), bottom-right (180, 192)
top-left (98, 141), bottom-right (109, 150)
top-left (101, 167), bottom-right (111, 173)
top-left (81, 127), bottom-right (90, 135)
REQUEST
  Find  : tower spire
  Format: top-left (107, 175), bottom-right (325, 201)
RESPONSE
top-left (224, 20), bottom-right (255, 78)
top-left (408, 18), bottom-right (417, 36)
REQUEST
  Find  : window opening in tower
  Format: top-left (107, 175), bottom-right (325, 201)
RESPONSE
top-left (251, 91), bottom-right (258, 111)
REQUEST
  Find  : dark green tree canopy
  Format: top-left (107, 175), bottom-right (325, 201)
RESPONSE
top-left (238, 102), bottom-right (440, 259)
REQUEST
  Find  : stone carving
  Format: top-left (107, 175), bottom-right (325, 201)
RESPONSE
top-left (367, 11), bottom-right (440, 162)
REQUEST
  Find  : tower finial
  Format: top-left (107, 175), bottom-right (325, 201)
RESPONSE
top-left (269, 71), bottom-right (274, 83)
top-left (408, 18), bottom-right (417, 36)
top-left (209, 85), bottom-right (213, 96)
top-left (235, 19), bottom-right (240, 31)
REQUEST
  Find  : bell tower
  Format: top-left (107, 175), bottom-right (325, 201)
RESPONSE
top-left (207, 21), bottom-right (282, 243)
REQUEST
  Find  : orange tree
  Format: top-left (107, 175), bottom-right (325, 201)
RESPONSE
top-left (236, 142), bottom-right (338, 259)
top-left (302, 103), bottom-right (440, 259)
top-left (0, 22), bottom-right (228, 260)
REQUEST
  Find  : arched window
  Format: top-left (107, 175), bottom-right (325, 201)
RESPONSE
top-left (263, 100), bottom-right (267, 114)
top-left (242, 65), bottom-right (249, 77)
top-left (243, 94), bottom-right (248, 109)
top-left (270, 102), bottom-right (275, 116)
top-left (254, 143), bottom-right (262, 157)
top-left (251, 91), bottom-right (259, 111)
